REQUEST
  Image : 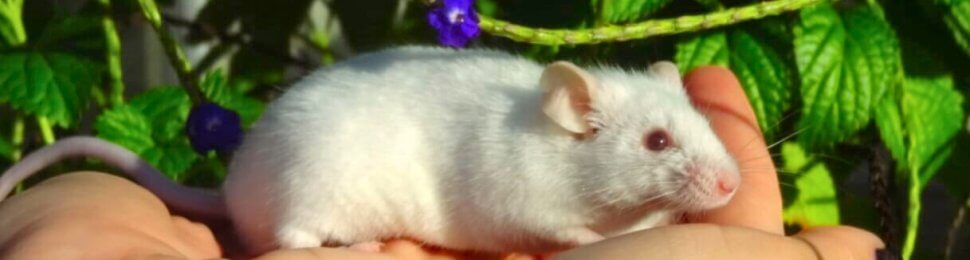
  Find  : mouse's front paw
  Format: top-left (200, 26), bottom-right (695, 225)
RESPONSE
top-left (554, 227), bottom-right (605, 247)
top-left (277, 228), bottom-right (324, 249)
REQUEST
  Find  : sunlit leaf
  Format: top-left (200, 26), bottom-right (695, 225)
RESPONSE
top-left (793, 3), bottom-right (901, 147)
top-left (674, 31), bottom-right (728, 74)
top-left (781, 142), bottom-right (841, 227)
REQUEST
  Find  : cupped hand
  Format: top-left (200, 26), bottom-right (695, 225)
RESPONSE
top-left (0, 67), bottom-right (883, 260)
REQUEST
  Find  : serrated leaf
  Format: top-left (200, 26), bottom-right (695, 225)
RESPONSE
top-left (594, 0), bottom-right (672, 24)
top-left (794, 3), bottom-right (901, 147)
top-left (939, 0), bottom-right (970, 56)
top-left (142, 141), bottom-right (197, 181)
top-left (781, 142), bottom-right (841, 227)
top-left (94, 105), bottom-right (154, 154)
top-left (0, 0), bottom-right (25, 47)
top-left (95, 87), bottom-right (200, 179)
top-left (0, 52), bottom-right (102, 127)
top-left (129, 87), bottom-right (191, 142)
top-left (674, 31), bottom-right (728, 74)
top-left (728, 30), bottom-right (792, 139)
top-left (201, 71), bottom-right (265, 126)
top-left (901, 75), bottom-right (964, 186)
top-left (874, 94), bottom-right (907, 167)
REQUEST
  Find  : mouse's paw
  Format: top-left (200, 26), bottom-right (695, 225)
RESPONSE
top-left (347, 241), bottom-right (385, 252)
top-left (277, 228), bottom-right (323, 249)
top-left (554, 227), bottom-right (605, 247)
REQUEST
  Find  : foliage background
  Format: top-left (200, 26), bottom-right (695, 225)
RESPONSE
top-left (0, 0), bottom-right (968, 259)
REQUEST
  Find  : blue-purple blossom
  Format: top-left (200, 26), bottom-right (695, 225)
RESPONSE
top-left (186, 103), bottom-right (242, 154)
top-left (427, 0), bottom-right (480, 48)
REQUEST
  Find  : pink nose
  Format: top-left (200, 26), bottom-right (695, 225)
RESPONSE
top-left (715, 172), bottom-right (739, 196)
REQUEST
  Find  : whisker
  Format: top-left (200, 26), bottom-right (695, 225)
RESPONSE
top-left (766, 127), bottom-right (806, 150)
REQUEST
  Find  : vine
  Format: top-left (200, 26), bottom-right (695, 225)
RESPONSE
top-left (98, 0), bottom-right (124, 107)
top-left (426, 0), bottom-right (827, 46)
top-left (135, 0), bottom-right (204, 105)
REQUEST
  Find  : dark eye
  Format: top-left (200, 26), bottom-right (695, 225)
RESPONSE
top-left (643, 130), bottom-right (672, 151)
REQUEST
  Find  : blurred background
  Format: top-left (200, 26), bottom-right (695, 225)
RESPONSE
top-left (0, 0), bottom-right (967, 259)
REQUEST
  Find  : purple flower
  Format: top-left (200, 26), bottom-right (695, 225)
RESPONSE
top-left (186, 103), bottom-right (243, 154)
top-left (427, 0), bottom-right (480, 48)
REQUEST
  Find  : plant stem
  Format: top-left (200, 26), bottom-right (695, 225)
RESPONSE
top-left (136, 0), bottom-right (204, 105)
top-left (35, 116), bottom-right (54, 145)
top-left (944, 196), bottom-right (968, 260)
top-left (10, 115), bottom-right (22, 162)
top-left (902, 167), bottom-right (921, 260)
top-left (476, 0), bottom-right (825, 45)
top-left (11, 115), bottom-right (23, 193)
top-left (98, 0), bottom-right (125, 107)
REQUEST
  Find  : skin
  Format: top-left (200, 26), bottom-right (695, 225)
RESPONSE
top-left (0, 67), bottom-right (883, 260)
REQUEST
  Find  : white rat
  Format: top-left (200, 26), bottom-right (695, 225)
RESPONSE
top-left (0, 46), bottom-right (740, 255)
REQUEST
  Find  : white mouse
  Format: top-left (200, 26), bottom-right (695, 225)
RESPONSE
top-left (0, 46), bottom-right (740, 256)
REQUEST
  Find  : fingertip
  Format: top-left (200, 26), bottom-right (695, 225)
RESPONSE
top-left (682, 66), bottom-right (758, 133)
top-left (684, 66), bottom-right (739, 92)
top-left (794, 226), bottom-right (886, 260)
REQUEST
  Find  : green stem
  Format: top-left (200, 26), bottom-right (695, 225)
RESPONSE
top-left (35, 116), bottom-right (54, 145)
top-left (11, 115), bottom-right (23, 193)
top-left (477, 0), bottom-right (825, 45)
top-left (10, 115), bottom-right (22, 162)
top-left (98, 0), bottom-right (125, 107)
top-left (901, 167), bottom-right (921, 260)
top-left (136, 0), bottom-right (204, 105)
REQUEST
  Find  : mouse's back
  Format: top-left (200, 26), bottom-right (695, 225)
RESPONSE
top-left (222, 46), bottom-right (554, 253)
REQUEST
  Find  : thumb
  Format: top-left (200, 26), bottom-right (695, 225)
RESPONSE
top-left (793, 226), bottom-right (887, 260)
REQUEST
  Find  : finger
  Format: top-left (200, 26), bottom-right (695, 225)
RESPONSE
top-left (793, 226), bottom-right (886, 260)
top-left (554, 224), bottom-right (878, 260)
top-left (0, 172), bottom-right (221, 259)
top-left (682, 66), bottom-right (784, 234)
top-left (253, 247), bottom-right (395, 260)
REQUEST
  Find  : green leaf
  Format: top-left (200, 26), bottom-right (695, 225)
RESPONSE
top-left (0, 52), bottom-right (102, 127)
top-left (874, 93), bottom-right (907, 168)
top-left (674, 31), bottom-right (728, 74)
top-left (0, 0), bottom-right (25, 47)
top-left (781, 142), bottom-right (841, 227)
top-left (728, 30), bottom-right (792, 139)
top-left (94, 105), bottom-right (154, 154)
top-left (793, 3), bottom-right (902, 147)
top-left (128, 87), bottom-right (191, 142)
top-left (939, 0), bottom-right (970, 56)
top-left (201, 70), bottom-right (265, 126)
top-left (901, 75), bottom-right (965, 186)
top-left (95, 87), bottom-right (200, 179)
top-left (594, 0), bottom-right (672, 24)
top-left (897, 75), bottom-right (964, 260)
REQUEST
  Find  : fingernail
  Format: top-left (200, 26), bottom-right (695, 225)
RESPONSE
top-left (875, 249), bottom-right (897, 260)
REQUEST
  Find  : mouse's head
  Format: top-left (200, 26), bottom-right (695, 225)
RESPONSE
top-left (540, 61), bottom-right (740, 213)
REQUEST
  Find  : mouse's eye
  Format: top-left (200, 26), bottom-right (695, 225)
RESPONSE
top-left (643, 130), bottom-right (672, 151)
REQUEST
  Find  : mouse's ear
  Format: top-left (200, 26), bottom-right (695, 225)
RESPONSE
top-left (648, 61), bottom-right (682, 85)
top-left (540, 61), bottom-right (597, 135)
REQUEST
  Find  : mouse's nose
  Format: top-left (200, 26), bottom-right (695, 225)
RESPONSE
top-left (715, 172), bottom-right (739, 197)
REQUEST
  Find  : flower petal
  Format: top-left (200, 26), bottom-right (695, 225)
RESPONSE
top-left (427, 8), bottom-right (447, 30)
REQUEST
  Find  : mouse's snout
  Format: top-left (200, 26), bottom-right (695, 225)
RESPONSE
top-left (715, 171), bottom-right (739, 197)
top-left (679, 164), bottom-right (740, 211)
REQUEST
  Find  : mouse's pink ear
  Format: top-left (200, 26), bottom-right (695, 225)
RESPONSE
top-left (648, 61), bottom-right (682, 85)
top-left (540, 61), bottom-right (597, 135)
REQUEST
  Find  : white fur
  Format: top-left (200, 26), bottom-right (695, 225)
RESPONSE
top-left (222, 46), bottom-right (739, 254)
